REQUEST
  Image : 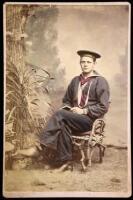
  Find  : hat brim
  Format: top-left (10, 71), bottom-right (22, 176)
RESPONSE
top-left (77, 50), bottom-right (101, 59)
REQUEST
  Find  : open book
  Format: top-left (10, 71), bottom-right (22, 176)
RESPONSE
top-left (60, 105), bottom-right (72, 111)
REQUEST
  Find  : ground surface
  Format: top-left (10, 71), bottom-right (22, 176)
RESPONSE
top-left (3, 147), bottom-right (131, 198)
top-left (3, 91), bottom-right (131, 197)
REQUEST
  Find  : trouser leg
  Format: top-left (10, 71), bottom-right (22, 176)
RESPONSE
top-left (39, 109), bottom-right (93, 162)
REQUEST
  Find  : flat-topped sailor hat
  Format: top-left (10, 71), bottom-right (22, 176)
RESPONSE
top-left (77, 50), bottom-right (101, 60)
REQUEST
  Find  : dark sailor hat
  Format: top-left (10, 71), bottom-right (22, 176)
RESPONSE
top-left (77, 50), bottom-right (101, 59)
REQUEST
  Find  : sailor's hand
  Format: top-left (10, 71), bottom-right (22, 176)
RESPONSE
top-left (71, 107), bottom-right (83, 114)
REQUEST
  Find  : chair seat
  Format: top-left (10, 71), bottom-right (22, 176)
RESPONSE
top-left (73, 131), bottom-right (91, 137)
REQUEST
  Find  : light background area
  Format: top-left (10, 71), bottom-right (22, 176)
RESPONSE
top-left (56, 5), bottom-right (129, 85)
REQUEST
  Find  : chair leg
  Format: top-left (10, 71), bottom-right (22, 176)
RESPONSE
top-left (102, 145), bottom-right (106, 157)
top-left (99, 146), bottom-right (103, 163)
top-left (80, 148), bottom-right (86, 171)
top-left (86, 146), bottom-right (94, 167)
top-left (99, 145), bottom-right (106, 163)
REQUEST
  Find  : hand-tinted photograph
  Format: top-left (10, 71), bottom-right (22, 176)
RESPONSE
top-left (3, 2), bottom-right (131, 198)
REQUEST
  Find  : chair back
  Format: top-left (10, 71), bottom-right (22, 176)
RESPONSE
top-left (91, 119), bottom-right (105, 136)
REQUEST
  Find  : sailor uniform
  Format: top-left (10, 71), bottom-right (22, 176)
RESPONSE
top-left (39, 70), bottom-right (110, 163)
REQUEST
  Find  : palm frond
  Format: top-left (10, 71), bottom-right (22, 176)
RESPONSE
top-left (6, 91), bottom-right (14, 98)
top-left (6, 76), bottom-right (21, 90)
top-left (6, 83), bottom-right (22, 98)
top-left (7, 106), bottom-right (17, 122)
top-left (26, 62), bottom-right (51, 77)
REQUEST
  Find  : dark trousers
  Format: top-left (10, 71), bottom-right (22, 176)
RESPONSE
top-left (39, 109), bottom-right (94, 162)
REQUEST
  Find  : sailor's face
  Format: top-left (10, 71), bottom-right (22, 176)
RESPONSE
top-left (80, 56), bottom-right (95, 74)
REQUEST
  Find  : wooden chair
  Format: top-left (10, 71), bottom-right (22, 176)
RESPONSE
top-left (71, 118), bottom-right (106, 171)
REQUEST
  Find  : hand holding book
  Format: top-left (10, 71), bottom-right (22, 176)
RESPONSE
top-left (60, 105), bottom-right (85, 115)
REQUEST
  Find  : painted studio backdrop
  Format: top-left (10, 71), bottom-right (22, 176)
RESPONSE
top-left (4, 3), bottom-right (130, 197)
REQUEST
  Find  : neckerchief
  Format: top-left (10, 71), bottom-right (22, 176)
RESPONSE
top-left (79, 75), bottom-right (93, 107)
top-left (79, 74), bottom-right (92, 85)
